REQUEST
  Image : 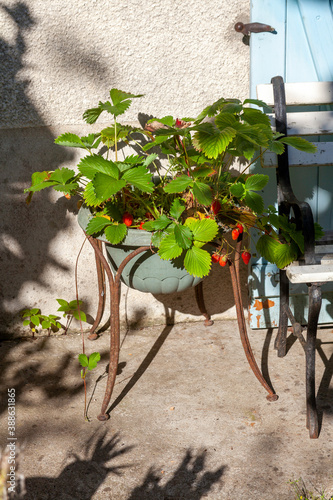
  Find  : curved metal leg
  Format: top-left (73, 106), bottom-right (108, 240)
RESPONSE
top-left (306, 284), bottom-right (322, 439)
top-left (89, 239), bottom-right (106, 340)
top-left (229, 237), bottom-right (278, 401)
top-left (87, 236), bottom-right (151, 421)
top-left (194, 282), bottom-right (214, 326)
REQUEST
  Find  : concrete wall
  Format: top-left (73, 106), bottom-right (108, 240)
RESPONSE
top-left (0, 0), bottom-right (250, 336)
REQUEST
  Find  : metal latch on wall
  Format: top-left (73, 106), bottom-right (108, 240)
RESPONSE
top-left (234, 22), bottom-right (276, 45)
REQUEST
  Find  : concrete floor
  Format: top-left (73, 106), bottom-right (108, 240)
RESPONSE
top-left (1, 320), bottom-right (333, 499)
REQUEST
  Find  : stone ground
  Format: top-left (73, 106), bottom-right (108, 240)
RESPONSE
top-left (1, 319), bottom-right (333, 499)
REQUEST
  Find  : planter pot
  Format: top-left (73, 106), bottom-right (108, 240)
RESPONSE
top-left (78, 206), bottom-right (205, 294)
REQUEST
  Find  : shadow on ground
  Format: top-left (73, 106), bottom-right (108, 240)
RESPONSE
top-left (18, 432), bottom-right (225, 500)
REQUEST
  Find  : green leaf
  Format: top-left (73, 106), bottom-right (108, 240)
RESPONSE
top-left (279, 136), bottom-right (317, 153)
top-left (184, 246), bottom-right (212, 278)
top-left (55, 133), bottom-right (86, 149)
top-left (193, 123), bottom-right (237, 159)
top-left (158, 234), bottom-right (183, 260)
top-left (104, 202), bottom-right (122, 222)
top-left (56, 299), bottom-right (69, 307)
top-left (87, 352), bottom-right (101, 370)
top-left (164, 175), bottom-right (192, 193)
top-left (174, 224), bottom-right (193, 249)
top-left (49, 168), bottom-right (76, 185)
top-left (215, 112), bottom-right (238, 128)
top-left (195, 97), bottom-right (231, 123)
top-left (122, 165), bottom-right (154, 193)
top-left (24, 171), bottom-right (58, 193)
top-left (244, 190), bottom-right (264, 214)
top-left (72, 310), bottom-right (87, 322)
top-left (110, 89), bottom-right (144, 105)
top-left (256, 235), bottom-right (281, 263)
top-left (151, 231), bottom-right (165, 247)
top-left (188, 218), bottom-right (218, 243)
top-left (30, 315), bottom-right (41, 327)
top-left (243, 98), bottom-right (270, 109)
top-left (78, 154), bottom-right (120, 180)
top-left (78, 354), bottom-right (89, 368)
top-left (80, 133), bottom-right (101, 149)
top-left (230, 182), bottom-right (246, 198)
top-left (83, 107), bottom-right (103, 124)
top-left (104, 223), bottom-right (128, 244)
top-left (315, 222), bottom-right (325, 241)
top-left (69, 299), bottom-right (82, 309)
top-left (101, 124), bottom-right (133, 145)
top-left (22, 319), bottom-right (30, 326)
top-left (192, 181), bottom-right (213, 205)
top-left (170, 199), bottom-right (185, 220)
top-left (53, 182), bottom-right (79, 194)
top-left (83, 181), bottom-right (105, 207)
top-left (147, 115), bottom-right (174, 127)
top-left (152, 215), bottom-right (172, 230)
top-left (267, 140), bottom-right (285, 155)
top-left (41, 320), bottom-right (51, 329)
top-left (86, 216), bottom-right (112, 235)
top-left (274, 242), bottom-right (299, 268)
top-left (245, 174), bottom-right (269, 191)
top-left (242, 108), bottom-right (271, 127)
top-left (143, 153), bottom-right (158, 167)
top-left (93, 174), bottom-right (126, 200)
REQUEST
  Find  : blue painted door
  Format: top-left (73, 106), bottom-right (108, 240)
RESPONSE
top-left (249, 0), bottom-right (333, 328)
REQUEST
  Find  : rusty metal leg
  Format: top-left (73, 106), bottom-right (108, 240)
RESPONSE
top-left (87, 236), bottom-right (151, 421)
top-left (194, 282), bottom-right (214, 326)
top-left (228, 258), bottom-right (278, 402)
top-left (89, 240), bottom-right (106, 340)
top-left (306, 283), bottom-right (321, 439)
top-left (275, 269), bottom-right (289, 357)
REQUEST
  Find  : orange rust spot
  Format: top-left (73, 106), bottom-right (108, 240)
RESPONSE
top-left (256, 315), bottom-right (261, 328)
top-left (253, 299), bottom-right (275, 311)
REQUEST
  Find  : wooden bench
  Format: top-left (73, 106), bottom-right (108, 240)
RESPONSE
top-left (257, 76), bottom-right (333, 438)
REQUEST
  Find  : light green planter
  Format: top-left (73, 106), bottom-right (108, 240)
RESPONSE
top-left (78, 206), bottom-right (204, 294)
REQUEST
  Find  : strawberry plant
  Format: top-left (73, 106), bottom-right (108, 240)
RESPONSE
top-left (21, 308), bottom-right (61, 337)
top-left (78, 352), bottom-right (101, 421)
top-left (56, 299), bottom-right (87, 335)
top-left (24, 88), bottom-right (318, 277)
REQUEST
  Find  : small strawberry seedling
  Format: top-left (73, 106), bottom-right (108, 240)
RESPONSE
top-left (56, 299), bottom-right (87, 335)
top-left (78, 352), bottom-right (101, 421)
top-left (21, 308), bottom-right (61, 337)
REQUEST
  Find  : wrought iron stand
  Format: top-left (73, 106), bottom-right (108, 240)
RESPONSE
top-left (86, 232), bottom-right (277, 421)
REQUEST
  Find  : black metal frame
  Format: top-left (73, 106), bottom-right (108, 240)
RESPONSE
top-left (272, 75), bottom-right (323, 438)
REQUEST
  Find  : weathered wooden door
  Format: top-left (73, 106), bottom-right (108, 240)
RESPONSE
top-left (249, 0), bottom-right (333, 328)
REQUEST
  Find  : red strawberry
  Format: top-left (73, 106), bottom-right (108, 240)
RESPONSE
top-left (211, 253), bottom-right (220, 263)
top-left (219, 255), bottom-right (228, 267)
top-left (211, 200), bottom-right (221, 215)
top-left (232, 228), bottom-right (240, 240)
top-left (122, 212), bottom-right (133, 227)
top-left (241, 251), bottom-right (251, 265)
top-left (236, 223), bottom-right (243, 234)
top-left (139, 221), bottom-right (145, 230)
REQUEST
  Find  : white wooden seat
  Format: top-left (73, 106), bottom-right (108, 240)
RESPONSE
top-left (256, 76), bottom-right (333, 439)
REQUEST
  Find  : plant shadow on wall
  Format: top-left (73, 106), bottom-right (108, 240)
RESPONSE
top-left (0, 2), bottom-right (75, 333)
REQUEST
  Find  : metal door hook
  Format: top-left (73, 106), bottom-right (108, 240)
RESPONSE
top-left (234, 22), bottom-right (276, 35)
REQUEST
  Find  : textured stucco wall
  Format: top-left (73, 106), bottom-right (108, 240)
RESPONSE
top-left (0, 0), bottom-right (250, 336)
